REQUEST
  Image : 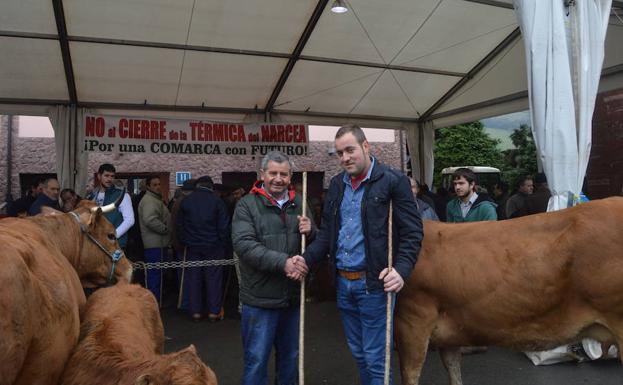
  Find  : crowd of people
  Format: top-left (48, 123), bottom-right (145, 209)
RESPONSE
top-left (2, 123), bottom-right (560, 385)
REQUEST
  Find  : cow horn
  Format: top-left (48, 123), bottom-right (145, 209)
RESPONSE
top-left (99, 188), bottom-right (127, 213)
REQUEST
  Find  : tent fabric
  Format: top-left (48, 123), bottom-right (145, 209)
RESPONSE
top-left (515, 0), bottom-right (612, 366)
top-left (49, 105), bottom-right (87, 195)
top-left (1, 0), bottom-right (623, 190)
top-left (1, 0), bottom-right (621, 125)
top-left (514, 0), bottom-right (612, 211)
top-left (406, 121), bottom-right (435, 188)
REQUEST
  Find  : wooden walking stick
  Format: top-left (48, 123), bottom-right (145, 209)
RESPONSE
top-left (384, 201), bottom-right (393, 385)
top-left (177, 246), bottom-right (187, 309)
top-left (299, 171), bottom-right (308, 385)
top-left (159, 247), bottom-right (164, 308)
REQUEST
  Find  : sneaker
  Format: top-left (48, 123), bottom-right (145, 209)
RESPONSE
top-left (191, 313), bottom-right (202, 323)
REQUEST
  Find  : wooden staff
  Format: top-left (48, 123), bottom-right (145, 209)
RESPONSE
top-left (177, 246), bottom-right (187, 309)
top-left (384, 201), bottom-right (393, 385)
top-left (299, 171), bottom-right (307, 385)
top-left (159, 247), bottom-right (164, 308)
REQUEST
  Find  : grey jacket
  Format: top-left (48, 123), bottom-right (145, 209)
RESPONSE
top-left (232, 184), bottom-right (315, 308)
top-left (138, 190), bottom-right (171, 249)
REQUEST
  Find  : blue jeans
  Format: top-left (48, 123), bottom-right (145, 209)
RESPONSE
top-left (337, 276), bottom-right (395, 385)
top-left (241, 304), bottom-right (299, 385)
top-left (144, 247), bottom-right (164, 303)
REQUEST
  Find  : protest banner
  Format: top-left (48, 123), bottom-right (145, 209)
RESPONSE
top-left (83, 115), bottom-right (308, 156)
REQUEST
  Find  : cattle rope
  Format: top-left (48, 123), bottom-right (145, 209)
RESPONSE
top-left (132, 257), bottom-right (237, 270)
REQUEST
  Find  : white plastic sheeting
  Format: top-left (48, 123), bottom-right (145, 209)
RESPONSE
top-left (515, 0), bottom-right (613, 366)
top-left (515, 0), bottom-right (612, 211)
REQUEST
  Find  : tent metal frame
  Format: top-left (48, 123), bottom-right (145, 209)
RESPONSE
top-left (3, 0), bottom-right (622, 126)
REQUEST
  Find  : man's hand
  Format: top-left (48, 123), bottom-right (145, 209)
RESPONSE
top-left (297, 215), bottom-right (312, 236)
top-left (379, 268), bottom-right (404, 292)
top-left (284, 255), bottom-right (309, 282)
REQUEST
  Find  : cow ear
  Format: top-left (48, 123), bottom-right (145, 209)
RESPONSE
top-left (185, 344), bottom-right (197, 354)
top-left (86, 208), bottom-right (103, 231)
top-left (41, 206), bottom-right (63, 216)
top-left (134, 374), bottom-right (153, 385)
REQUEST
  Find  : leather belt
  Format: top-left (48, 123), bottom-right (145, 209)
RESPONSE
top-left (338, 270), bottom-right (366, 280)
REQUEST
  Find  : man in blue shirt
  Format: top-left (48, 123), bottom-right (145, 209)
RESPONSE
top-left (302, 124), bottom-right (423, 385)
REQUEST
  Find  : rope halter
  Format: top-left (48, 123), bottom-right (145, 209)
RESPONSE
top-left (69, 211), bottom-right (125, 285)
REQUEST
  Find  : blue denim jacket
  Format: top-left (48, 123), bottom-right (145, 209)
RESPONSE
top-left (304, 160), bottom-right (423, 291)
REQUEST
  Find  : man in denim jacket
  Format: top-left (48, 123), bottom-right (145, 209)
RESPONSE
top-left (303, 124), bottom-right (423, 385)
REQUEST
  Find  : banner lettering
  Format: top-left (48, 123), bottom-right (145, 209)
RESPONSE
top-left (83, 115), bottom-right (309, 156)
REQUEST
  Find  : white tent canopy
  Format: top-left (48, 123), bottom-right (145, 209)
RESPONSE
top-left (1, 0), bottom-right (623, 188)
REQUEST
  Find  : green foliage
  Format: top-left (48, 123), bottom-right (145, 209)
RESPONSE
top-left (501, 124), bottom-right (538, 190)
top-left (433, 121), bottom-right (503, 187)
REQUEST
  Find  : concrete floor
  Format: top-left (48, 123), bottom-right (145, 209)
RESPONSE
top-left (162, 301), bottom-right (623, 385)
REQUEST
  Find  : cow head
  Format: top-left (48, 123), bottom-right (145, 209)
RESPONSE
top-left (134, 345), bottom-right (218, 385)
top-left (70, 200), bottom-right (133, 287)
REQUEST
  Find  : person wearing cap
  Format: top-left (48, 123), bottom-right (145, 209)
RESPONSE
top-left (232, 150), bottom-right (315, 385)
top-left (176, 176), bottom-right (229, 322)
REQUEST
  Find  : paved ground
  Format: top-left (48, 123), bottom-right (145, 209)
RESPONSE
top-left (161, 301), bottom-right (623, 385)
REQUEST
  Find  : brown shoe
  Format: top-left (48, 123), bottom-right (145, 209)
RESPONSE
top-left (208, 307), bottom-right (225, 322)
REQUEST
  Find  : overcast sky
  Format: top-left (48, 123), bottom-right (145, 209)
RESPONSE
top-left (481, 110), bottom-right (530, 131)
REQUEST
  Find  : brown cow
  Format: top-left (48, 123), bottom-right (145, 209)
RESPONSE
top-left (61, 283), bottom-right (218, 385)
top-left (395, 197), bottom-right (623, 385)
top-left (0, 200), bottom-right (132, 385)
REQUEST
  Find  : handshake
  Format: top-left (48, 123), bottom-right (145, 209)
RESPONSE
top-left (284, 255), bottom-right (308, 282)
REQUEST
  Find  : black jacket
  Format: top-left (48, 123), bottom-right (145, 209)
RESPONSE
top-left (303, 161), bottom-right (423, 291)
top-left (176, 187), bottom-right (230, 249)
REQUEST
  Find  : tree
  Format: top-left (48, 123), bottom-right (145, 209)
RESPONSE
top-left (433, 121), bottom-right (503, 187)
top-left (501, 124), bottom-right (538, 191)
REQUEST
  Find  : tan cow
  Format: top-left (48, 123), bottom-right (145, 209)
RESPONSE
top-left (61, 283), bottom-right (218, 385)
top-left (395, 197), bottom-right (623, 385)
top-left (0, 200), bottom-right (132, 385)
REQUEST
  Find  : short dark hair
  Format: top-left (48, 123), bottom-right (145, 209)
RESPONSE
top-left (98, 163), bottom-right (116, 174)
top-left (452, 168), bottom-right (477, 184)
top-left (61, 188), bottom-right (75, 195)
top-left (42, 177), bottom-right (59, 187)
top-left (534, 172), bottom-right (547, 185)
top-left (335, 124), bottom-right (367, 145)
top-left (495, 181), bottom-right (509, 194)
top-left (145, 176), bottom-right (160, 187)
top-left (518, 175), bottom-right (533, 188)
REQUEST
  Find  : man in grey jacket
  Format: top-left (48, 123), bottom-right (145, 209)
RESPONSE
top-left (232, 151), bottom-right (314, 385)
top-left (138, 176), bottom-right (170, 304)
